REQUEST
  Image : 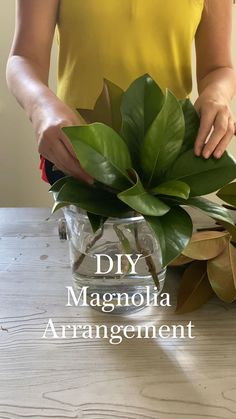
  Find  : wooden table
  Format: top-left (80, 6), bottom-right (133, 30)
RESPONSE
top-left (0, 208), bottom-right (236, 419)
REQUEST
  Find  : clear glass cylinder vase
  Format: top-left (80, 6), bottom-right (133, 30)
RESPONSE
top-left (61, 205), bottom-right (166, 314)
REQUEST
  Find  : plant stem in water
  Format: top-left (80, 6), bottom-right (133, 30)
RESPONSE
top-left (72, 225), bottom-right (104, 272)
top-left (133, 220), bottom-right (160, 291)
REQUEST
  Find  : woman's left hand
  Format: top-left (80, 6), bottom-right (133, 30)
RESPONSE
top-left (193, 91), bottom-right (236, 159)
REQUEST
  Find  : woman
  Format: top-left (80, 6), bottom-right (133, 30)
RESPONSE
top-left (6, 0), bottom-right (236, 185)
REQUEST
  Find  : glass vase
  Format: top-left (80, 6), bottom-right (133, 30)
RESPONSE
top-left (59, 205), bottom-right (166, 314)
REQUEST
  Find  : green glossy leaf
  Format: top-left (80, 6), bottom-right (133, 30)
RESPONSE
top-left (49, 176), bottom-right (73, 194)
top-left (52, 201), bottom-right (69, 214)
top-left (157, 196), bottom-right (185, 207)
top-left (49, 176), bottom-right (85, 203)
top-left (52, 179), bottom-right (129, 217)
top-left (87, 212), bottom-right (107, 233)
top-left (117, 170), bottom-right (170, 216)
top-left (141, 89), bottom-right (185, 184)
top-left (207, 242), bottom-right (236, 303)
top-left (216, 182), bottom-right (236, 206)
top-left (120, 73), bottom-right (165, 167)
top-left (150, 180), bottom-right (190, 200)
top-left (160, 195), bottom-right (235, 228)
top-left (164, 149), bottom-right (236, 196)
top-left (176, 261), bottom-right (214, 314)
top-left (185, 197), bottom-right (235, 226)
top-left (77, 78), bottom-right (123, 134)
top-left (143, 76), bottom-right (165, 132)
top-left (144, 206), bottom-right (193, 267)
top-left (179, 99), bottom-right (200, 154)
top-left (63, 123), bottom-right (132, 190)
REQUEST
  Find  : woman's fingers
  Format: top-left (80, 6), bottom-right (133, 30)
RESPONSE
top-left (200, 110), bottom-right (229, 158)
top-left (194, 107), bottom-right (216, 156)
top-left (194, 98), bottom-right (235, 159)
top-left (213, 117), bottom-right (236, 158)
top-left (58, 132), bottom-right (94, 184)
top-left (40, 134), bottom-right (94, 185)
top-left (59, 130), bottom-right (78, 160)
top-left (37, 117), bottom-right (94, 185)
top-left (56, 139), bottom-right (94, 184)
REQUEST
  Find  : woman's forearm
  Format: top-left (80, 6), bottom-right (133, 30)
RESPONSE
top-left (6, 54), bottom-right (58, 122)
top-left (6, 53), bottom-right (93, 184)
top-left (197, 67), bottom-right (236, 104)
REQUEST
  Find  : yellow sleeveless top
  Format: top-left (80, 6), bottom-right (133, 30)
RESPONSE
top-left (56, 0), bottom-right (204, 110)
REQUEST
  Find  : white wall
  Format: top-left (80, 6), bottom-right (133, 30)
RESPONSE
top-left (0, 2), bottom-right (236, 207)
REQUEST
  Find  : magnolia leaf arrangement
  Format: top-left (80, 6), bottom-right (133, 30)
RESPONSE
top-left (50, 73), bottom-right (236, 309)
top-left (171, 182), bottom-right (236, 313)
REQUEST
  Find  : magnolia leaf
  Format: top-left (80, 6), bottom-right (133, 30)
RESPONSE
top-left (53, 179), bottom-right (129, 217)
top-left (207, 242), bottom-right (236, 303)
top-left (150, 180), bottom-right (190, 200)
top-left (144, 76), bottom-right (165, 132)
top-left (117, 170), bottom-right (170, 216)
top-left (182, 230), bottom-right (230, 260)
top-left (63, 123), bottom-right (132, 190)
top-left (215, 220), bottom-right (236, 243)
top-left (52, 201), bottom-right (70, 213)
top-left (144, 206), bottom-right (193, 267)
top-left (179, 99), bottom-right (200, 154)
top-left (216, 182), bottom-right (236, 206)
top-left (185, 196), bottom-right (235, 226)
top-left (120, 73), bottom-right (165, 168)
top-left (160, 196), bottom-right (235, 228)
top-left (176, 261), bottom-right (214, 314)
top-left (49, 176), bottom-right (73, 194)
top-left (141, 89), bottom-right (185, 184)
top-left (170, 254), bottom-right (194, 266)
top-left (77, 78), bottom-right (123, 134)
top-left (87, 212), bottom-right (107, 233)
top-left (164, 150), bottom-right (236, 196)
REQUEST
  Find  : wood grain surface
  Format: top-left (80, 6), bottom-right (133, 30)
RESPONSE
top-left (0, 207), bottom-right (236, 419)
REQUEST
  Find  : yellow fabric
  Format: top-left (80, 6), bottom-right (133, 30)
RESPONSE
top-left (56, 0), bottom-right (204, 110)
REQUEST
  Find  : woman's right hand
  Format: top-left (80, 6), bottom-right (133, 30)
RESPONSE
top-left (32, 97), bottom-right (94, 185)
